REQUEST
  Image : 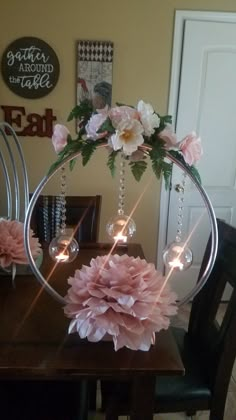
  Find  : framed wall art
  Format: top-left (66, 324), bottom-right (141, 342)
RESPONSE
top-left (77, 40), bottom-right (113, 112)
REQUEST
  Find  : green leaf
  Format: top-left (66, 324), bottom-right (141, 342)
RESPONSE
top-left (81, 142), bottom-right (97, 166)
top-left (69, 158), bottom-right (77, 171)
top-left (168, 149), bottom-right (184, 162)
top-left (149, 138), bottom-right (166, 158)
top-left (151, 158), bottom-right (162, 180)
top-left (97, 117), bottom-right (115, 134)
top-left (47, 160), bottom-right (62, 176)
top-left (107, 150), bottom-right (119, 177)
top-left (189, 165), bottom-right (201, 185)
top-left (129, 160), bottom-right (148, 181)
top-left (67, 99), bottom-right (93, 122)
top-left (161, 161), bottom-right (173, 189)
top-left (157, 115), bottom-right (172, 132)
top-left (168, 150), bottom-right (202, 185)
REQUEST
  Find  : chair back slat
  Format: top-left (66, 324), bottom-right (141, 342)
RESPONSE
top-left (30, 194), bottom-right (101, 245)
top-left (188, 219), bottom-right (236, 385)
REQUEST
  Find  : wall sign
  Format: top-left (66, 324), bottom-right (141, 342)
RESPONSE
top-left (1, 105), bottom-right (57, 137)
top-left (1, 37), bottom-right (60, 99)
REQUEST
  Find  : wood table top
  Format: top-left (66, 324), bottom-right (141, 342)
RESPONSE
top-left (0, 243), bottom-right (184, 380)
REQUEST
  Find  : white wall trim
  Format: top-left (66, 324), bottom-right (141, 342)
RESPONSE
top-left (157, 10), bottom-right (236, 271)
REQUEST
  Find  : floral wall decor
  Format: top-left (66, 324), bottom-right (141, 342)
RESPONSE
top-left (77, 40), bottom-right (113, 130)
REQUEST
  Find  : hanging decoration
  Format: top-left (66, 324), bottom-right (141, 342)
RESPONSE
top-left (48, 164), bottom-right (79, 263)
top-left (49, 100), bottom-right (202, 254)
top-left (106, 154), bottom-right (136, 243)
top-left (163, 172), bottom-right (193, 271)
top-left (23, 98), bottom-right (218, 351)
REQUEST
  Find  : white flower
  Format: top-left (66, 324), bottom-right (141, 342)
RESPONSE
top-left (85, 112), bottom-right (108, 140)
top-left (137, 100), bottom-right (160, 136)
top-left (110, 118), bottom-right (144, 156)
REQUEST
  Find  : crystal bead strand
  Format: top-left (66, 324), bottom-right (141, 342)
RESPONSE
top-left (175, 172), bottom-right (187, 243)
top-left (163, 171), bottom-right (193, 271)
top-left (118, 154), bottom-right (126, 216)
top-left (60, 165), bottom-right (67, 234)
top-left (43, 195), bottom-right (49, 242)
top-left (48, 164), bottom-right (79, 263)
top-left (55, 195), bottom-right (61, 236)
top-left (105, 153), bottom-right (136, 242)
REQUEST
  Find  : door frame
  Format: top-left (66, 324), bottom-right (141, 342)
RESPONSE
top-left (157, 10), bottom-right (236, 271)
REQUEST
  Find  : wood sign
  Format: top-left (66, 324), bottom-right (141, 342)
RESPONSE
top-left (1, 105), bottom-right (57, 137)
top-left (1, 37), bottom-right (60, 99)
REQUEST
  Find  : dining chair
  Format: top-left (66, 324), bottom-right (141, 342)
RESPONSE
top-left (0, 381), bottom-right (88, 420)
top-left (101, 219), bottom-right (236, 420)
top-left (30, 194), bottom-right (101, 245)
top-left (29, 194), bottom-right (102, 412)
top-left (0, 124), bottom-right (95, 420)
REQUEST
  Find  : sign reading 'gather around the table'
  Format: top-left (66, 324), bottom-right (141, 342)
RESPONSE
top-left (1, 37), bottom-right (60, 99)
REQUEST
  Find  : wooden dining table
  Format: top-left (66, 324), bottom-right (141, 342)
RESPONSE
top-left (0, 243), bottom-right (184, 420)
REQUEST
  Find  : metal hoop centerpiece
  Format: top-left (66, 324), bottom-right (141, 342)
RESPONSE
top-left (24, 144), bottom-right (218, 306)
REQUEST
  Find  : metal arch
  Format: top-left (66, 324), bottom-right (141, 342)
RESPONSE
top-left (0, 122), bottom-right (29, 220)
top-left (24, 144), bottom-right (218, 306)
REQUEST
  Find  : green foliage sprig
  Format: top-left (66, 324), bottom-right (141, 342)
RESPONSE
top-left (48, 99), bottom-right (202, 189)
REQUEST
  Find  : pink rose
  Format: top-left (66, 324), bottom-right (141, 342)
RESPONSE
top-left (178, 132), bottom-right (203, 166)
top-left (86, 112), bottom-right (108, 140)
top-left (159, 126), bottom-right (177, 149)
top-left (109, 106), bottom-right (139, 128)
top-left (52, 124), bottom-right (70, 154)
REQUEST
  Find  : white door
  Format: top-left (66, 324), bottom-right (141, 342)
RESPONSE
top-left (158, 12), bottom-right (236, 300)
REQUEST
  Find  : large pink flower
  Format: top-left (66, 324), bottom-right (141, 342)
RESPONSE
top-left (109, 106), bottom-right (139, 128)
top-left (52, 124), bottom-right (70, 154)
top-left (64, 254), bottom-right (178, 351)
top-left (159, 125), bottom-right (177, 149)
top-left (0, 219), bottom-right (41, 268)
top-left (178, 132), bottom-right (203, 166)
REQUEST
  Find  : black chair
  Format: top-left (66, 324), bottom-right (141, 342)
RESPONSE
top-left (101, 219), bottom-right (236, 420)
top-left (30, 194), bottom-right (101, 245)
top-left (0, 381), bottom-right (87, 420)
top-left (0, 196), bottom-right (102, 420)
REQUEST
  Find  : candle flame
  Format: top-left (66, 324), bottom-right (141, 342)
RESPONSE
top-left (55, 252), bottom-right (69, 262)
top-left (168, 258), bottom-right (184, 270)
top-left (114, 232), bottom-right (127, 243)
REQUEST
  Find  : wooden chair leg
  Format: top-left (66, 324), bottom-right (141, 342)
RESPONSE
top-left (77, 379), bottom-right (89, 420)
top-left (186, 410), bottom-right (197, 416)
top-left (105, 408), bottom-right (119, 420)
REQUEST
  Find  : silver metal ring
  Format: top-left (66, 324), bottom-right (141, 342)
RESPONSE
top-left (24, 145), bottom-right (218, 306)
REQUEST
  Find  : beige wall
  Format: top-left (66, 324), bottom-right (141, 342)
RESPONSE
top-left (1, 0), bottom-right (236, 263)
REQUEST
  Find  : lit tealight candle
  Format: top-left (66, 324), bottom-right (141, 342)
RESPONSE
top-left (114, 232), bottom-right (128, 243)
top-left (55, 252), bottom-right (69, 262)
top-left (168, 258), bottom-right (184, 270)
